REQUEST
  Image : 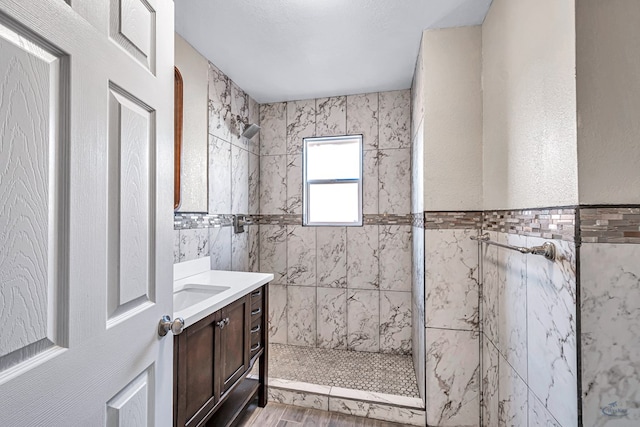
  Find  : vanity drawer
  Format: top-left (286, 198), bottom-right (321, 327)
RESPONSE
top-left (250, 328), bottom-right (262, 355)
top-left (250, 287), bottom-right (263, 310)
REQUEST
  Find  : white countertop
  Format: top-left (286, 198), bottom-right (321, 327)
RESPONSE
top-left (174, 257), bottom-right (273, 327)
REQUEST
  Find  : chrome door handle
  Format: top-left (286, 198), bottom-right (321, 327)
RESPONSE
top-left (158, 315), bottom-right (185, 337)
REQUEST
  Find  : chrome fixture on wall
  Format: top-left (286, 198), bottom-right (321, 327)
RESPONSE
top-left (471, 232), bottom-right (556, 261)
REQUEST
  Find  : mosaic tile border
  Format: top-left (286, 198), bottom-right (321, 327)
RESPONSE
top-left (483, 208), bottom-right (577, 242)
top-left (174, 213), bottom-right (234, 229)
top-left (579, 206), bottom-right (640, 244)
top-left (424, 211), bottom-right (483, 230)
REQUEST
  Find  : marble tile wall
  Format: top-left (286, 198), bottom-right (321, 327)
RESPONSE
top-left (259, 90), bottom-right (412, 355)
top-left (423, 227), bottom-right (480, 427)
top-left (580, 243), bottom-right (640, 426)
top-left (174, 63), bottom-right (260, 273)
top-left (480, 231), bottom-right (578, 427)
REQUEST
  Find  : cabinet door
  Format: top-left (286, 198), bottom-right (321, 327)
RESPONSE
top-left (174, 311), bottom-right (221, 427)
top-left (219, 296), bottom-right (251, 395)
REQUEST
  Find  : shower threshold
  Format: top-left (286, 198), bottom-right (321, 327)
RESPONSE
top-left (249, 344), bottom-right (425, 426)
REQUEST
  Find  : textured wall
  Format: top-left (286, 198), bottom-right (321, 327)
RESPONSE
top-left (422, 26), bottom-right (483, 211)
top-left (482, 0), bottom-right (578, 209)
top-left (174, 34), bottom-right (208, 213)
top-left (576, 0), bottom-right (640, 205)
top-left (260, 90), bottom-right (413, 355)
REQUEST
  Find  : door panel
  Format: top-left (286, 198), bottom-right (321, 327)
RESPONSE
top-left (109, 0), bottom-right (156, 73)
top-left (107, 84), bottom-right (156, 324)
top-left (0, 6), bottom-right (69, 378)
top-left (0, 0), bottom-right (174, 425)
top-left (107, 365), bottom-right (155, 427)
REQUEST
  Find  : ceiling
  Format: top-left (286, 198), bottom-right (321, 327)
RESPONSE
top-left (175, 0), bottom-right (493, 103)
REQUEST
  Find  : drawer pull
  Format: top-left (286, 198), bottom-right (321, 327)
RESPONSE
top-left (251, 290), bottom-right (261, 298)
top-left (250, 342), bottom-right (260, 352)
top-left (251, 308), bottom-right (261, 316)
top-left (250, 325), bottom-right (261, 333)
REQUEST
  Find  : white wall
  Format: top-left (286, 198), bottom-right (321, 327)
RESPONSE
top-left (482, 0), bottom-right (578, 210)
top-left (422, 27), bottom-right (483, 211)
top-left (175, 33), bottom-right (209, 212)
top-left (576, 0), bottom-right (640, 205)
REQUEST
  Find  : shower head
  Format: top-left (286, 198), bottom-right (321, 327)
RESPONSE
top-left (241, 123), bottom-right (261, 139)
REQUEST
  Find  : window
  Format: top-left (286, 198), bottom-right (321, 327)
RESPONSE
top-left (303, 135), bottom-right (363, 226)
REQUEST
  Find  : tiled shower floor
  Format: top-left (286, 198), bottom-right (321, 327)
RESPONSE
top-left (267, 343), bottom-right (420, 399)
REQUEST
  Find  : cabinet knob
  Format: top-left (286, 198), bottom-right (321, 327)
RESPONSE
top-left (217, 317), bottom-right (230, 329)
top-left (158, 315), bottom-right (185, 337)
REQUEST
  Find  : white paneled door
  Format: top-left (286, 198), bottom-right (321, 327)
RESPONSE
top-left (0, 0), bottom-right (174, 425)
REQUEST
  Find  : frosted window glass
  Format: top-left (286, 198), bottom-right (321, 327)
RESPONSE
top-left (306, 140), bottom-right (360, 180)
top-left (308, 183), bottom-right (359, 224)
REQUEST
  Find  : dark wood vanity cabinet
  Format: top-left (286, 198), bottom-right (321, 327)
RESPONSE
top-left (174, 284), bottom-right (268, 427)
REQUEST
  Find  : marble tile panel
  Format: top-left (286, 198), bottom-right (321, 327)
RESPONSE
top-left (346, 92), bottom-right (379, 151)
top-left (329, 387), bottom-right (424, 410)
top-left (231, 145), bottom-right (248, 214)
top-left (379, 225), bottom-right (411, 292)
top-left (425, 229), bottom-right (479, 331)
top-left (425, 328), bottom-right (479, 427)
top-left (528, 390), bottom-right (561, 427)
top-left (248, 225), bottom-right (259, 272)
top-left (497, 233), bottom-right (528, 380)
top-left (380, 291), bottom-right (411, 355)
top-left (316, 96), bottom-right (346, 136)
top-left (379, 90), bottom-right (410, 149)
top-left (410, 120), bottom-right (424, 214)
top-left (173, 230), bottom-right (181, 263)
top-left (328, 397), bottom-right (426, 426)
top-left (230, 81), bottom-right (249, 149)
top-left (580, 244), bottom-right (640, 427)
top-left (411, 226), bottom-right (426, 400)
top-left (248, 152), bottom-right (259, 214)
top-left (287, 286), bottom-right (316, 347)
top-left (286, 225), bottom-right (316, 287)
top-left (207, 62), bottom-right (231, 141)
top-left (378, 148), bottom-right (410, 215)
top-left (209, 226), bottom-right (231, 270)
top-left (247, 96), bottom-right (260, 155)
top-left (268, 284), bottom-right (287, 344)
top-left (269, 387), bottom-right (328, 411)
top-left (527, 237), bottom-right (577, 427)
top-left (286, 154), bottom-right (302, 215)
top-left (259, 102), bottom-right (286, 156)
top-left (363, 150), bottom-right (379, 215)
top-left (498, 355), bottom-right (528, 427)
top-left (231, 230), bottom-right (248, 271)
top-left (317, 288), bottom-right (347, 350)
top-left (317, 227), bottom-right (347, 288)
top-left (481, 231), bottom-right (499, 344)
top-left (286, 99), bottom-right (315, 155)
top-left (346, 225), bottom-right (379, 290)
top-left (259, 154), bottom-right (287, 214)
top-left (208, 136), bottom-right (231, 214)
top-left (481, 335), bottom-right (499, 427)
top-left (347, 289), bottom-right (380, 352)
top-left (259, 225), bottom-right (287, 284)
top-left (267, 378), bottom-right (331, 395)
top-left (180, 228), bottom-right (209, 262)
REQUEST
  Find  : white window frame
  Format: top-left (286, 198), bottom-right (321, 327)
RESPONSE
top-left (302, 135), bottom-right (363, 227)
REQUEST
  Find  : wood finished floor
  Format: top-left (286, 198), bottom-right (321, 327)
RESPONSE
top-left (235, 402), bottom-right (410, 427)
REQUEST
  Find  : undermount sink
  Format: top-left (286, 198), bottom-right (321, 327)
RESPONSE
top-left (174, 284), bottom-right (230, 312)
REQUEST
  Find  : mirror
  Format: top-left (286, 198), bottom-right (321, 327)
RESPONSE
top-left (174, 33), bottom-right (208, 212)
